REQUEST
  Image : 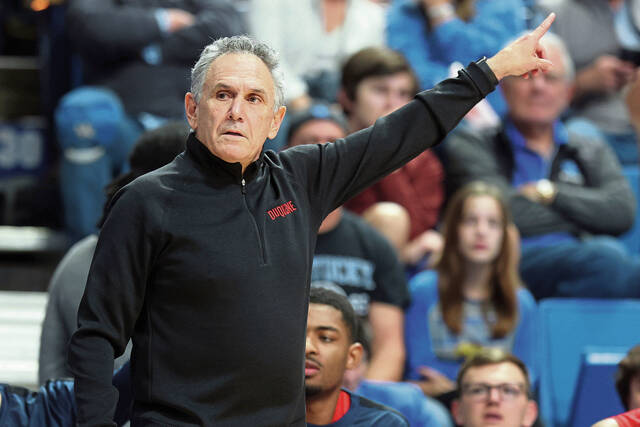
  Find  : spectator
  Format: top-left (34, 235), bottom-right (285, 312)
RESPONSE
top-left (38, 122), bottom-right (188, 384)
top-left (387, 0), bottom-right (526, 117)
top-left (287, 104), bottom-right (409, 382)
top-left (626, 69), bottom-right (640, 140)
top-left (405, 182), bottom-right (536, 401)
top-left (548, 0), bottom-right (638, 164)
top-left (592, 408), bottom-right (640, 427)
top-left (57, 0), bottom-right (244, 240)
top-left (338, 46), bottom-right (446, 270)
top-left (305, 287), bottom-right (408, 426)
top-left (616, 344), bottom-right (640, 411)
top-left (248, 0), bottom-right (385, 109)
top-left (0, 366), bottom-right (131, 426)
top-left (452, 350), bottom-right (538, 427)
top-left (444, 32), bottom-right (640, 299)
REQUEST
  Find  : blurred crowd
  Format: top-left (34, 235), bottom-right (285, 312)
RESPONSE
top-left (1, 0), bottom-right (640, 426)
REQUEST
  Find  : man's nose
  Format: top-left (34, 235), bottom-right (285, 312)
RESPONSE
top-left (227, 98), bottom-right (244, 120)
top-left (487, 386), bottom-right (502, 402)
top-left (530, 74), bottom-right (547, 90)
top-left (305, 335), bottom-right (317, 355)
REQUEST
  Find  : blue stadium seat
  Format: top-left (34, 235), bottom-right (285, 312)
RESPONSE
top-left (538, 299), bottom-right (640, 427)
top-left (619, 165), bottom-right (640, 254)
top-left (568, 347), bottom-right (627, 427)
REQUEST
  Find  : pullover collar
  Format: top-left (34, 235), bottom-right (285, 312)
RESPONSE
top-left (185, 132), bottom-right (262, 184)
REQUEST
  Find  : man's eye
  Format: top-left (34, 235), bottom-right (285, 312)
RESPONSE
top-left (468, 386), bottom-right (485, 395)
top-left (320, 336), bottom-right (333, 343)
top-left (248, 95), bottom-right (261, 103)
top-left (216, 92), bottom-right (230, 100)
top-left (501, 385), bottom-right (521, 396)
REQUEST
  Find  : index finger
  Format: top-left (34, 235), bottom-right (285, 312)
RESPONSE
top-left (531, 12), bottom-right (556, 40)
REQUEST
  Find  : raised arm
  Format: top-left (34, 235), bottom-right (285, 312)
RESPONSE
top-left (282, 14), bottom-right (557, 222)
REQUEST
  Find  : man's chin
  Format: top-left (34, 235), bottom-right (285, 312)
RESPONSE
top-left (305, 385), bottom-right (323, 398)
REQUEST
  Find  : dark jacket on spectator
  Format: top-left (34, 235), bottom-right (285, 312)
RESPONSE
top-left (444, 125), bottom-right (636, 237)
top-left (65, 0), bottom-right (246, 119)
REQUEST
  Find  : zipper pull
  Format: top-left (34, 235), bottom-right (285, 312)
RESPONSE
top-left (241, 178), bottom-right (246, 194)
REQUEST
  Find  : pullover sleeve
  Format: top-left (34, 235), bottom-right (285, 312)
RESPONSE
top-left (551, 140), bottom-right (636, 235)
top-left (67, 185), bottom-right (164, 426)
top-left (158, 0), bottom-right (246, 65)
top-left (282, 61), bottom-right (497, 221)
top-left (66, 0), bottom-right (244, 66)
top-left (66, 0), bottom-right (164, 63)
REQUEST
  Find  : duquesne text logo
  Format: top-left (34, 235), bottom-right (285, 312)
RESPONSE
top-left (267, 200), bottom-right (297, 220)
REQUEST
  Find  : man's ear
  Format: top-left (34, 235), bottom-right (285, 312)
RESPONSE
top-left (345, 342), bottom-right (363, 371)
top-left (185, 92), bottom-right (198, 130)
top-left (452, 399), bottom-right (464, 425)
top-left (268, 105), bottom-right (287, 140)
top-left (523, 400), bottom-right (539, 427)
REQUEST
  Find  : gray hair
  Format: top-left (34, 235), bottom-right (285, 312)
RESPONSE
top-left (190, 35), bottom-right (285, 111)
top-left (539, 31), bottom-right (575, 82)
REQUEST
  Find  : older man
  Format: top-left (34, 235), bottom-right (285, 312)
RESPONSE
top-left (452, 351), bottom-right (538, 427)
top-left (444, 32), bottom-right (640, 299)
top-left (69, 15), bottom-right (556, 426)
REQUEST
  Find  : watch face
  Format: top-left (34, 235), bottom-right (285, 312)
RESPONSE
top-left (537, 180), bottom-right (554, 198)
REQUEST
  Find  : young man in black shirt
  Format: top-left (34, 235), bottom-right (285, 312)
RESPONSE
top-left (305, 287), bottom-right (407, 426)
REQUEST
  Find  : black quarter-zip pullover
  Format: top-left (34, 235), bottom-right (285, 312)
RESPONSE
top-left (68, 60), bottom-right (497, 426)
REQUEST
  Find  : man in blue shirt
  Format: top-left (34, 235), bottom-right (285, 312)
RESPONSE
top-left (444, 32), bottom-right (640, 299)
top-left (0, 366), bottom-right (130, 427)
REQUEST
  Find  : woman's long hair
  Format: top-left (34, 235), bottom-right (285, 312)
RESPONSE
top-left (436, 181), bottom-right (520, 338)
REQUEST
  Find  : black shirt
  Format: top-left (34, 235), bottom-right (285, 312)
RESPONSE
top-left (68, 60), bottom-right (497, 426)
top-left (313, 210), bottom-right (409, 316)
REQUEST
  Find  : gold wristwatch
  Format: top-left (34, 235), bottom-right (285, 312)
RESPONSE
top-left (536, 179), bottom-right (556, 204)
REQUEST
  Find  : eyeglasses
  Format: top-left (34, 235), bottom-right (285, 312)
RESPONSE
top-left (461, 383), bottom-right (526, 401)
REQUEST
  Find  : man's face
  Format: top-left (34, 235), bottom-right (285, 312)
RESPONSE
top-left (501, 45), bottom-right (571, 128)
top-left (185, 53), bottom-right (286, 169)
top-left (629, 373), bottom-right (640, 410)
top-left (288, 119), bottom-right (346, 147)
top-left (305, 303), bottom-right (361, 397)
top-left (457, 195), bottom-right (504, 265)
top-left (453, 362), bottom-right (538, 427)
top-left (348, 71), bottom-right (415, 130)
